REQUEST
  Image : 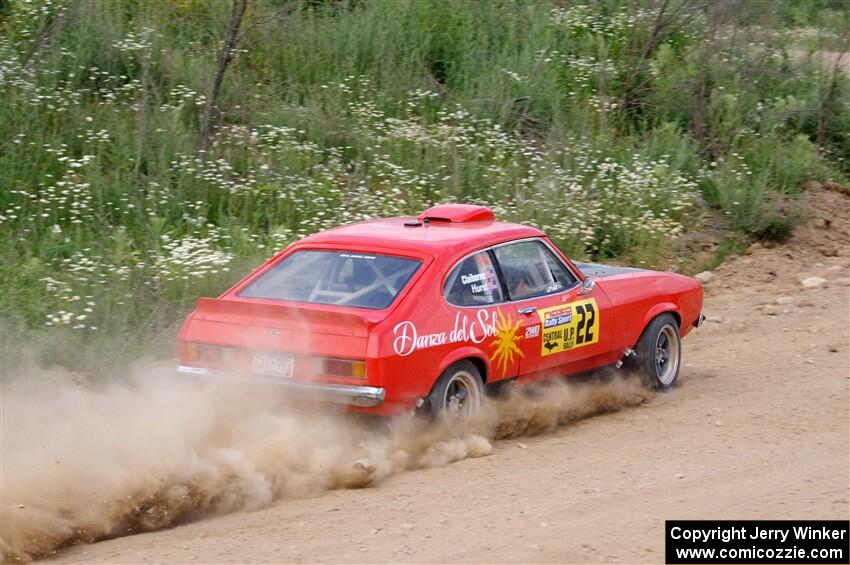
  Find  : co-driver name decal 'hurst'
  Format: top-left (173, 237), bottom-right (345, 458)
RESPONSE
top-left (538, 298), bottom-right (599, 356)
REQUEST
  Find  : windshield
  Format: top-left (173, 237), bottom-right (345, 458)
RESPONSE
top-left (238, 250), bottom-right (422, 310)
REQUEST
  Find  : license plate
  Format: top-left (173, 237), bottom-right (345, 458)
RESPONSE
top-left (252, 352), bottom-right (294, 378)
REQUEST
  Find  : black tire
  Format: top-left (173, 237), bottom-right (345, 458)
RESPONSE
top-left (632, 313), bottom-right (681, 390)
top-left (427, 360), bottom-right (484, 419)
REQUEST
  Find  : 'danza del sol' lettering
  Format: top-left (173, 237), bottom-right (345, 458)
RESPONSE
top-left (392, 309), bottom-right (497, 356)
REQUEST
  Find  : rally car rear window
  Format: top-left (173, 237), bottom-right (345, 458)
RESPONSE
top-left (238, 250), bottom-right (421, 310)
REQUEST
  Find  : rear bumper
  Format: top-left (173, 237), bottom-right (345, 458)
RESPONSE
top-left (175, 365), bottom-right (386, 408)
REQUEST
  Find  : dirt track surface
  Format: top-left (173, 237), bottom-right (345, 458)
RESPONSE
top-left (46, 185), bottom-right (850, 564)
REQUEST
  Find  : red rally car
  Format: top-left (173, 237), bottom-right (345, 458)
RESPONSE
top-left (177, 204), bottom-right (704, 417)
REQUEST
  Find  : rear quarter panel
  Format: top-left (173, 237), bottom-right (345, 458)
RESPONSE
top-left (368, 259), bottom-right (499, 408)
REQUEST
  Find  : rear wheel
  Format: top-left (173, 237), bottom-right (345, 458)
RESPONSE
top-left (633, 314), bottom-right (681, 390)
top-left (427, 361), bottom-right (484, 419)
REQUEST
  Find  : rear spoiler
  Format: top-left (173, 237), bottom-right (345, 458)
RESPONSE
top-left (194, 297), bottom-right (378, 337)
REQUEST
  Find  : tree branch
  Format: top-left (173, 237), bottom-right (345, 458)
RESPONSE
top-left (197, 0), bottom-right (249, 157)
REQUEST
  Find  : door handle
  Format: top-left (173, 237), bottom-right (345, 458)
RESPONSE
top-left (518, 307), bottom-right (537, 315)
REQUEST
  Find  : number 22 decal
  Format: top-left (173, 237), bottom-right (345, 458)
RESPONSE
top-left (575, 302), bottom-right (595, 345)
top-left (537, 298), bottom-right (600, 356)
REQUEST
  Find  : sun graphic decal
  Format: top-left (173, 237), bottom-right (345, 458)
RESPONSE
top-left (490, 308), bottom-right (524, 375)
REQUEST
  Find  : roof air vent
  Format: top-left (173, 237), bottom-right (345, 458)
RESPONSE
top-left (417, 204), bottom-right (495, 223)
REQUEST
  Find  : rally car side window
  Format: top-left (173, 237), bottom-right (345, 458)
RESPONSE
top-left (494, 240), bottom-right (577, 301)
top-left (444, 251), bottom-right (505, 307)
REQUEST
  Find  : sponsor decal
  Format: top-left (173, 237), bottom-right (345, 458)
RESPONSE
top-left (490, 309), bottom-right (524, 375)
top-left (484, 264), bottom-right (500, 291)
top-left (524, 324), bottom-right (540, 339)
top-left (392, 309), bottom-right (498, 356)
top-left (392, 308), bottom-right (525, 377)
top-left (542, 306), bottom-right (572, 329)
top-left (538, 298), bottom-right (599, 356)
top-left (340, 253), bottom-right (376, 260)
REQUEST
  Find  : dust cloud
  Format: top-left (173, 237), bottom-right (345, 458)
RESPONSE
top-left (0, 364), bottom-right (650, 561)
top-left (490, 375), bottom-right (652, 439)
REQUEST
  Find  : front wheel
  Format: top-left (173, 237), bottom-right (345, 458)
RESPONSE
top-left (633, 313), bottom-right (681, 390)
top-left (427, 361), bottom-right (484, 419)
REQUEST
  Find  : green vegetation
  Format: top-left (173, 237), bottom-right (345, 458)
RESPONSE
top-left (1, 0), bottom-right (848, 372)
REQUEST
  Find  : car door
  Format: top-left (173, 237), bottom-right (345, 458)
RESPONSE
top-left (492, 239), bottom-right (613, 377)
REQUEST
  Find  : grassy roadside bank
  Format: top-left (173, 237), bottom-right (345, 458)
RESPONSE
top-left (1, 0), bottom-right (848, 373)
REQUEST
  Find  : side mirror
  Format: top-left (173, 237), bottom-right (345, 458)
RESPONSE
top-left (579, 277), bottom-right (595, 295)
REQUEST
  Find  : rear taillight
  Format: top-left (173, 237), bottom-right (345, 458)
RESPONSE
top-left (185, 342), bottom-right (237, 366)
top-left (313, 357), bottom-right (367, 379)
